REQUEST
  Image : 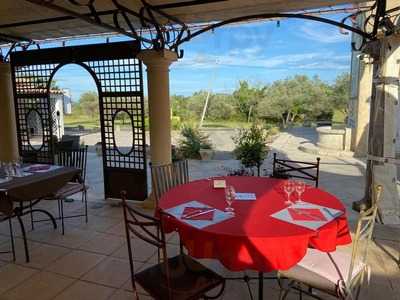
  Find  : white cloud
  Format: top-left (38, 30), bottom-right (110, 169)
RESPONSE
top-left (299, 23), bottom-right (350, 44)
top-left (173, 45), bottom-right (350, 72)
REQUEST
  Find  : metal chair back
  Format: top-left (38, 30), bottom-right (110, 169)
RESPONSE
top-left (56, 146), bottom-right (88, 182)
top-left (347, 185), bottom-right (383, 289)
top-left (121, 191), bottom-right (171, 299)
top-left (272, 153), bottom-right (320, 187)
top-left (151, 160), bottom-right (189, 203)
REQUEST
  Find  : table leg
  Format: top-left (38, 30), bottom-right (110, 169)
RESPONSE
top-left (258, 271), bottom-right (263, 300)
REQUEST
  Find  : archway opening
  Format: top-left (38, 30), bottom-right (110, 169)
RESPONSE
top-left (50, 63), bottom-right (104, 201)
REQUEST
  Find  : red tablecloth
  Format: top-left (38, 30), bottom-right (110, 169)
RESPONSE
top-left (158, 176), bottom-right (352, 273)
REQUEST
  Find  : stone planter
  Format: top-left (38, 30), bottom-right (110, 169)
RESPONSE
top-left (316, 126), bottom-right (345, 150)
top-left (199, 148), bottom-right (214, 160)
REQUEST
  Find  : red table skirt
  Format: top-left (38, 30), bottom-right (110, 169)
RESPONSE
top-left (159, 177), bottom-right (352, 272)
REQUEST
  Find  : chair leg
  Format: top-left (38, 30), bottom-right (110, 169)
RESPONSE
top-left (59, 199), bottom-right (65, 235)
top-left (258, 272), bottom-right (263, 300)
top-left (57, 199), bottom-right (61, 219)
top-left (84, 191), bottom-right (88, 223)
top-left (355, 284), bottom-right (362, 300)
top-left (15, 213), bottom-right (29, 263)
top-left (8, 219), bottom-right (16, 261)
top-left (29, 200), bottom-right (34, 231)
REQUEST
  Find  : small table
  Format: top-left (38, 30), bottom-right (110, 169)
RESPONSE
top-left (0, 164), bottom-right (80, 261)
top-left (158, 176), bottom-right (352, 299)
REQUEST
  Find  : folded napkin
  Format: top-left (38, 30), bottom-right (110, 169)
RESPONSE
top-left (181, 207), bottom-right (215, 221)
top-left (288, 207), bottom-right (327, 222)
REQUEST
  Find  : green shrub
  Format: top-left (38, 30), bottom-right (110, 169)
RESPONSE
top-left (179, 125), bottom-right (212, 159)
top-left (171, 116), bottom-right (181, 130)
top-left (233, 124), bottom-right (269, 176)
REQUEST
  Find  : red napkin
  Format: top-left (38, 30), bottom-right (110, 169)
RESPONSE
top-left (27, 164), bottom-right (51, 172)
top-left (288, 208), bottom-right (327, 222)
top-left (181, 207), bottom-right (214, 221)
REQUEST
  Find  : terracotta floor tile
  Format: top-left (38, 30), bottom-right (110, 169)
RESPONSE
top-left (0, 264), bottom-right (37, 294)
top-left (0, 238), bottom-right (41, 263)
top-left (111, 238), bottom-right (157, 263)
top-left (108, 289), bottom-right (153, 300)
top-left (66, 215), bottom-right (121, 233)
top-left (78, 233), bottom-right (125, 255)
top-left (82, 257), bottom-right (132, 288)
top-left (0, 271), bottom-right (74, 300)
top-left (105, 222), bottom-right (125, 237)
top-left (18, 244), bottom-right (71, 270)
top-left (54, 280), bottom-right (115, 300)
top-left (45, 250), bottom-right (105, 278)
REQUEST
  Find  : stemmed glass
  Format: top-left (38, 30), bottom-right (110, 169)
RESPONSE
top-left (224, 185), bottom-right (236, 214)
top-left (12, 158), bottom-right (23, 177)
top-left (283, 180), bottom-right (294, 206)
top-left (295, 181), bottom-right (306, 204)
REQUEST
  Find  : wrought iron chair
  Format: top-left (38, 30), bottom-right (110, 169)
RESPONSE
top-left (121, 191), bottom-right (225, 300)
top-left (272, 153), bottom-right (321, 187)
top-left (151, 160), bottom-right (189, 204)
top-left (278, 185), bottom-right (383, 300)
top-left (0, 211), bottom-right (15, 261)
top-left (37, 146), bottom-right (89, 235)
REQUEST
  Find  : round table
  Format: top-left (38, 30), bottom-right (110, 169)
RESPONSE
top-left (158, 176), bottom-right (351, 297)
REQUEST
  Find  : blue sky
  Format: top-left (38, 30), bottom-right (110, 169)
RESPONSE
top-left (18, 14), bottom-right (353, 101)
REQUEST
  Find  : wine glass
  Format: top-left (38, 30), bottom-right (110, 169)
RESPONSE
top-left (283, 180), bottom-right (294, 205)
top-left (12, 158), bottom-right (23, 177)
top-left (224, 185), bottom-right (236, 214)
top-left (295, 181), bottom-right (306, 204)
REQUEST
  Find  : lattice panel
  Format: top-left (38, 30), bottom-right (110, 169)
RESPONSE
top-left (101, 97), bottom-right (145, 169)
top-left (86, 59), bottom-right (145, 171)
top-left (11, 41), bottom-right (146, 199)
top-left (86, 59), bottom-right (142, 94)
top-left (13, 64), bottom-right (58, 163)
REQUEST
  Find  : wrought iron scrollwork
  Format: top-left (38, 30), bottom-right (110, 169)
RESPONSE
top-left (21, 0), bottom-right (400, 58)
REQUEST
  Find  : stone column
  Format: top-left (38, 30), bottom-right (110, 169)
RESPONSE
top-left (372, 36), bottom-right (400, 224)
top-left (138, 49), bottom-right (177, 167)
top-left (0, 61), bottom-right (18, 162)
top-left (357, 36), bottom-right (400, 224)
top-left (352, 54), bottom-right (374, 157)
top-left (138, 49), bottom-right (177, 208)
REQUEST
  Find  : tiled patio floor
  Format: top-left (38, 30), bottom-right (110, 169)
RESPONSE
top-left (0, 128), bottom-right (399, 299)
top-left (0, 197), bottom-right (399, 300)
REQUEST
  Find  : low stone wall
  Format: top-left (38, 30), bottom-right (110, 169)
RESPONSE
top-left (316, 126), bottom-right (345, 150)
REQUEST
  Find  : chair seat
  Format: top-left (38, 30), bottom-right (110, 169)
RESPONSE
top-left (280, 248), bottom-right (365, 296)
top-left (51, 182), bottom-right (87, 199)
top-left (136, 254), bottom-right (224, 300)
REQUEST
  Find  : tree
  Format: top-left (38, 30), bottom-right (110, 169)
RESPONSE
top-left (331, 72), bottom-right (350, 116)
top-left (233, 81), bottom-right (263, 122)
top-left (257, 75), bottom-right (331, 127)
top-left (207, 93), bottom-right (236, 120)
top-left (233, 123), bottom-right (269, 176)
top-left (79, 91), bottom-right (99, 119)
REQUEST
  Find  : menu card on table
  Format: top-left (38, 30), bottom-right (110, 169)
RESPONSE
top-left (235, 193), bottom-right (256, 201)
top-left (164, 200), bottom-right (234, 229)
top-left (270, 202), bottom-right (344, 231)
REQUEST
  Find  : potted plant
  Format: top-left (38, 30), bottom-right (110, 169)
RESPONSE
top-left (178, 125), bottom-right (213, 160)
top-left (233, 123), bottom-right (269, 176)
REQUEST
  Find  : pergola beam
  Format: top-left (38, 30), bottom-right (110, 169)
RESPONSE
top-left (25, 0), bottom-right (153, 44)
top-left (0, 33), bottom-right (31, 43)
top-left (177, 11), bottom-right (374, 48)
top-left (0, 10), bottom-right (117, 30)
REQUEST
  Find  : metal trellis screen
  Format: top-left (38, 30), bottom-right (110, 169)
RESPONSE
top-left (10, 41), bottom-right (147, 200)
